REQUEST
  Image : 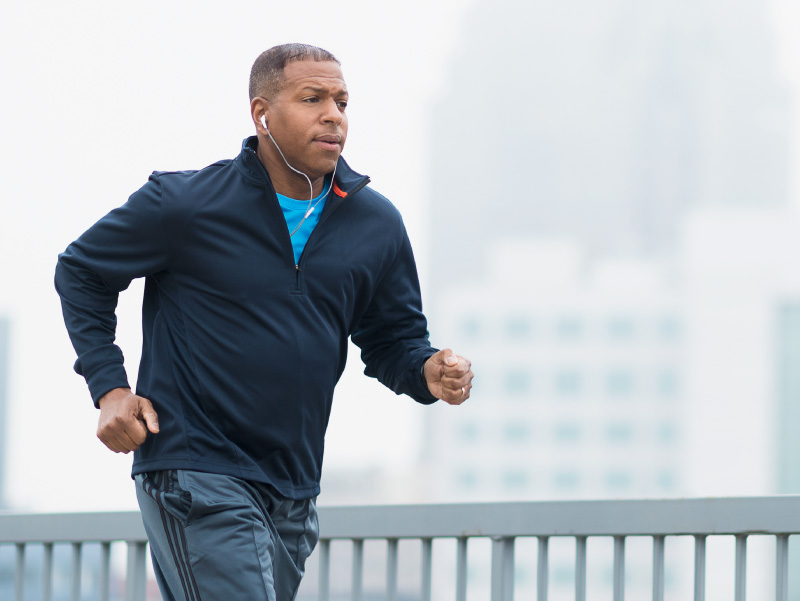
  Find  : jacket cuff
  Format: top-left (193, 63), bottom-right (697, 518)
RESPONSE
top-left (410, 351), bottom-right (439, 405)
top-left (84, 362), bottom-right (130, 408)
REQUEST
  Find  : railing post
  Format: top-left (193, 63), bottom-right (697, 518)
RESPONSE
top-left (15, 543), bottom-right (25, 601)
top-left (776, 534), bottom-right (789, 601)
top-left (575, 536), bottom-right (587, 601)
top-left (653, 535), bottom-right (665, 601)
top-left (42, 542), bottom-right (53, 601)
top-left (352, 539), bottom-right (364, 601)
top-left (318, 539), bottom-right (331, 601)
top-left (386, 538), bottom-right (399, 601)
top-left (100, 542), bottom-right (111, 601)
top-left (538, 536), bottom-right (549, 601)
top-left (125, 541), bottom-right (146, 601)
top-left (491, 536), bottom-right (515, 601)
top-left (735, 535), bottom-right (747, 601)
top-left (456, 537), bottom-right (468, 601)
top-left (71, 542), bottom-right (82, 601)
top-left (421, 537), bottom-right (433, 601)
top-left (613, 536), bottom-right (625, 601)
top-left (694, 535), bottom-right (706, 601)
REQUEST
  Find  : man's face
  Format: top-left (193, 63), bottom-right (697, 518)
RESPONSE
top-left (264, 59), bottom-right (348, 181)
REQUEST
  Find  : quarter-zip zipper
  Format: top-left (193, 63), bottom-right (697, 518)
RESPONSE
top-left (243, 142), bottom-right (371, 291)
top-left (293, 176), bottom-right (370, 291)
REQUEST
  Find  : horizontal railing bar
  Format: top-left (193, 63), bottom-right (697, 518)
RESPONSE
top-left (3, 496), bottom-right (800, 543)
top-left (0, 512), bottom-right (147, 543)
top-left (316, 496), bottom-right (800, 539)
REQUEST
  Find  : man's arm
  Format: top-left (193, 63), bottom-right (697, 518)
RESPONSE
top-left (351, 228), bottom-right (473, 404)
top-left (55, 175), bottom-right (169, 451)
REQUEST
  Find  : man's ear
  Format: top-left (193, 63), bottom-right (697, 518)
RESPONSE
top-left (250, 97), bottom-right (269, 133)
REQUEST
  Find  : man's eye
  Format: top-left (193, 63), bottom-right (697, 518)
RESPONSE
top-left (337, 101), bottom-right (348, 109)
top-left (303, 97), bottom-right (319, 103)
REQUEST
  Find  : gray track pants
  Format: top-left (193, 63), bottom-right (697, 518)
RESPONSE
top-left (135, 470), bottom-right (318, 601)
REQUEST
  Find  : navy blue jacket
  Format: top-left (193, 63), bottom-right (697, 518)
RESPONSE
top-left (55, 137), bottom-right (437, 499)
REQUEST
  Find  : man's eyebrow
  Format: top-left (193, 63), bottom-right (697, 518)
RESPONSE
top-left (298, 85), bottom-right (348, 96)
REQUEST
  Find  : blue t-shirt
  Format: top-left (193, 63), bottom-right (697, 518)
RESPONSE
top-left (276, 178), bottom-right (330, 263)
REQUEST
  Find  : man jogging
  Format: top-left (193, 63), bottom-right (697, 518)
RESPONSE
top-left (55, 43), bottom-right (472, 600)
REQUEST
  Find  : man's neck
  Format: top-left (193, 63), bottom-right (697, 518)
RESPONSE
top-left (256, 140), bottom-right (326, 199)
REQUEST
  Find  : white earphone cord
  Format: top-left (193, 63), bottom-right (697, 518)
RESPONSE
top-left (266, 128), bottom-right (338, 237)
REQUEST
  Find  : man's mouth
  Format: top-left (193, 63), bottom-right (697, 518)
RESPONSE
top-left (314, 135), bottom-right (341, 151)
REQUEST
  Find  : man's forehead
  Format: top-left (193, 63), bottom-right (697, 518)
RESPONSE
top-left (284, 60), bottom-right (346, 89)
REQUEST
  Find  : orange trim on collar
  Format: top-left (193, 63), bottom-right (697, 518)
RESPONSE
top-left (332, 182), bottom-right (347, 198)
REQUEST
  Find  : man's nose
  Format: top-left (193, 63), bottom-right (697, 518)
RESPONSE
top-left (320, 98), bottom-right (343, 125)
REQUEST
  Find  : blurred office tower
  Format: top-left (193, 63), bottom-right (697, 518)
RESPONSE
top-left (424, 0), bottom-right (795, 597)
top-left (0, 317), bottom-right (9, 510)
top-left (428, 240), bottom-right (683, 502)
top-left (426, 243), bottom-right (683, 597)
top-left (426, 211), bottom-right (800, 597)
top-left (426, 0), bottom-right (793, 499)
top-left (427, 0), bottom-right (789, 287)
top-left (427, 242), bottom-right (685, 597)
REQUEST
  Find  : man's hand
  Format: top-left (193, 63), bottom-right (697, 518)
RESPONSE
top-left (424, 349), bottom-right (473, 405)
top-left (96, 387), bottom-right (160, 454)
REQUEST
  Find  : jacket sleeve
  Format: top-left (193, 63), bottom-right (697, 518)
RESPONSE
top-left (351, 227), bottom-right (439, 404)
top-left (54, 175), bottom-right (170, 405)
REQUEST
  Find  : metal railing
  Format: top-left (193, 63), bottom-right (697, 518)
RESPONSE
top-left (2, 496), bottom-right (800, 601)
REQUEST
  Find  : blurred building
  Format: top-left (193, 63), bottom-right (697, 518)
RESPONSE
top-left (424, 1), bottom-right (795, 595)
top-left (427, 241), bottom-right (684, 597)
top-left (427, 240), bottom-right (684, 503)
top-left (424, 208), bottom-right (800, 597)
top-left (0, 316), bottom-right (9, 510)
top-left (427, 0), bottom-right (789, 287)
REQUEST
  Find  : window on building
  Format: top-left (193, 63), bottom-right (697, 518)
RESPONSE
top-left (505, 316), bottom-right (532, 339)
top-left (656, 422), bottom-right (677, 444)
top-left (502, 470), bottom-right (529, 489)
top-left (656, 470), bottom-right (676, 491)
top-left (504, 369), bottom-right (532, 396)
top-left (556, 316), bottom-right (584, 340)
top-left (459, 422), bottom-right (480, 442)
top-left (656, 369), bottom-right (679, 397)
top-left (457, 470), bottom-right (478, 490)
top-left (606, 422), bottom-right (633, 443)
top-left (553, 564), bottom-right (574, 586)
top-left (657, 315), bottom-right (681, 341)
top-left (555, 369), bottom-right (583, 397)
top-left (554, 422), bottom-right (581, 443)
top-left (503, 422), bottom-right (531, 443)
top-left (553, 470), bottom-right (580, 490)
top-left (461, 316), bottom-right (482, 339)
top-left (606, 370), bottom-right (635, 397)
top-left (605, 470), bottom-right (632, 490)
top-left (607, 316), bottom-right (636, 340)
top-left (777, 303), bottom-right (800, 493)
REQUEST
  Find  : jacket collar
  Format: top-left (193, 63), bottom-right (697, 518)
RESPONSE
top-left (237, 136), bottom-right (370, 198)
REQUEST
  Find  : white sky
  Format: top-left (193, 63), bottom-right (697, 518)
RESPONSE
top-left (0, 0), bottom-right (798, 512)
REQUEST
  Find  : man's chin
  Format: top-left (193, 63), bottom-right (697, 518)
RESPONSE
top-left (310, 158), bottom-right (340, 179)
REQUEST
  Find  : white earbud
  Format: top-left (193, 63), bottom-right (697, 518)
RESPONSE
top-left (260, 115), bottom-right (268, 130)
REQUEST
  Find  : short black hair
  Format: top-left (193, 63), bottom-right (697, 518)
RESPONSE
top-left (249, 43), bottom-right (340, 101)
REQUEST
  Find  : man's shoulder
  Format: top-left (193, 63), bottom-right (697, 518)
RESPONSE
top-left (145, 158), bottom-right (243, 207)
top-left (150, 158), bottom-right (234, 186)
top-left (348, 184), bottom-right (404, 227)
